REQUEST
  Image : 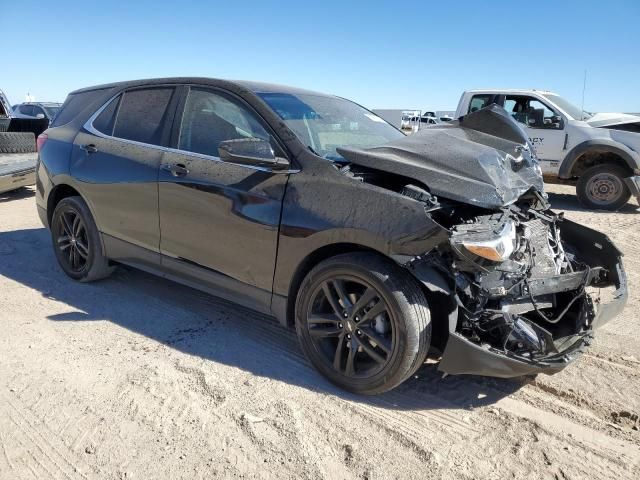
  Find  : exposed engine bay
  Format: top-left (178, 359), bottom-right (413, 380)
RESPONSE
top-left (444, 196), bottom-right (599, 362)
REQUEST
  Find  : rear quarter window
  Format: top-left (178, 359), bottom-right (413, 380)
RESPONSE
top-left (50, 89), bottom-right (110, 128)
top-left (93, 95), bottom-right (121, 136)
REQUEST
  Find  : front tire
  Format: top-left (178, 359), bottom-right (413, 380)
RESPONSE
top-left (51, 196), bottom-right (114, 282)
top-left (295, 252), bottom-right (431, 395)
top-left (576, 164), bottom-right (631, 210)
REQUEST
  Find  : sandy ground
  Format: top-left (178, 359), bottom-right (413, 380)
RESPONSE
top-left (0, 184), bottom-right (639, 480)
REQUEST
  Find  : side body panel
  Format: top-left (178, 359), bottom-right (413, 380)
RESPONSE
top-left (158, 149), bottom-right (288, 294)
top-left (70, 131), bottom-right (163, 253)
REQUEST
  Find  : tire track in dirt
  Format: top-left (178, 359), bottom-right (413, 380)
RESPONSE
top-left (1, 393), bottom-right (96, 480)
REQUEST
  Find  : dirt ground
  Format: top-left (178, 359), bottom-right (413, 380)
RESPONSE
top-left (0, 184), bottom-right (639, 480)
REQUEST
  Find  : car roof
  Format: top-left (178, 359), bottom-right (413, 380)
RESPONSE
top-left (70, 77), bottom-right (334, 98)
top-left (464, 89), bottom-right (558, 95)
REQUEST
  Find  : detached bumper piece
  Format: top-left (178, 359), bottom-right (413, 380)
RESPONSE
top-left (438, 331), bottom-right (590, 378)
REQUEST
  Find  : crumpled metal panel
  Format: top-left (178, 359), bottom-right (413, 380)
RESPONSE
top-left (337, 105), bottom-right (545, 209)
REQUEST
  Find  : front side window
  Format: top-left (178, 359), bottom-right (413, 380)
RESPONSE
top-left (504, 95), bottom-right (562, 129)
top-left (258, 92), bottom-right (403, 161)
top-left (42, 105), bottom-right (61, 119)
top-left (178, 88), bottom-right (271, 157)
top-left (112, 88), bottom-right (174, 145)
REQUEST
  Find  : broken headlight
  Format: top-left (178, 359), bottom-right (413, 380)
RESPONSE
top-left (460, 221), bottom-right (516, 262)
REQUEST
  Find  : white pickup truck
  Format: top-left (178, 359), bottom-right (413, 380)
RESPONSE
top-left (455, 89), bottom-right (640, 210)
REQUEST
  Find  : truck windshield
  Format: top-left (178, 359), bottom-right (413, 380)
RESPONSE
top-left (258, 92), bottom-right (404, 161)
top-left (541, 93), bottom-right (592, 120)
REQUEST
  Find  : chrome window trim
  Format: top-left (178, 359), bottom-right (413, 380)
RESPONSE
top-left (83, 90), bottom-right (299, 175)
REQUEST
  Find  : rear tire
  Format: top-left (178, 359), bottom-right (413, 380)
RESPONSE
top-left (295, 252), bottom-right (431, 395)
top-left (0, 132), bottom-right (36, 153)
top-left (50, 196), bottom-right (114, 282)
top-left (576, 164), bottom-right (631, 210)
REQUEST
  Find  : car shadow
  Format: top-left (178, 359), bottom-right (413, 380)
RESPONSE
top-left (0, 186), bottom-right (35, 203)
top-left (0, 227), bottom-right (524, 410)
top-left (547, 191), bottom-right (639, 214)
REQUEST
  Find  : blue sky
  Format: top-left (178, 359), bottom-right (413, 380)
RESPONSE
top-left (2, 0), bottom-right (639, 112)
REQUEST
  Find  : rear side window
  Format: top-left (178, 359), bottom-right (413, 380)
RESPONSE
top-left (112, 88), bottom-right (174, 145)
top-left (51, 89), bottom-right (110, 128)
top-left (93, 95), bottom-right (121, 136)
top-left (468, 94), bottom-right (492, 113)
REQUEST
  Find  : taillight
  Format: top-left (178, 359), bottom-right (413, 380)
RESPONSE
top-left (36, 132), bottom-right (48, 152)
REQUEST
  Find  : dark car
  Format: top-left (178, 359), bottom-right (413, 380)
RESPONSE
top-left (13, 102), bottom-right (62, 122)
top-left (35, 78), bottom-right (627, 394)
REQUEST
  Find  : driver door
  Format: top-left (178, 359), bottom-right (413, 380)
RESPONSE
top-left (504, 96), bottom-right (566, 174)
top-left (158, 86), bottom-right (289, 308)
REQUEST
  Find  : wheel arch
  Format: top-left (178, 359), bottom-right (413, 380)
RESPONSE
top-left (47, 183), bottom-right (82, 226)
top-left (559, 140), bottom-right (639, 179)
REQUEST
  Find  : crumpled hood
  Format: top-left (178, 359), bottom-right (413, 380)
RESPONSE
top-left (337, 105), bottom-right (544, 209)
top-left (586, 112), bottom-right (640, 128)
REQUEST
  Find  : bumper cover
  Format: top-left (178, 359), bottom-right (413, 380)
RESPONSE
top-left (0, 167), bottom-right (36, 194)
top-left (0, 153), bottom-right (37, 194)
top-left (437, 219), bottom-right (627, 378)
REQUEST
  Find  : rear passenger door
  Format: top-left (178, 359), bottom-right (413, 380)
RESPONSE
top-left (157, 86), bottom-right (289, 310)
top-left (71, 86), bottom-right (179, 265)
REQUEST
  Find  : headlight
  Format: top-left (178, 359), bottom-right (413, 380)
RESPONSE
top-left (461, 221), bottom-right (516, 262)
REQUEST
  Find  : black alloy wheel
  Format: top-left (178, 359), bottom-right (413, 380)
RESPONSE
top-left (51, 196), bottom-right (114, 282)
top-left (55, 207), bottom-right (90, 273)
top-left (307, 276), bottom-right (395, 378)
top-left (296, 252), bottom-right (431, 394)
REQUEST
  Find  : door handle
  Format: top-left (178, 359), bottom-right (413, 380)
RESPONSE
top-left (161, 163), bottom-right (190, 177)
top-left (80, 144), bottom-right (98, 154)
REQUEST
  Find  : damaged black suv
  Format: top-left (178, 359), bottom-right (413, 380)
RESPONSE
top-left (36, 78), bottom-right (627, 394)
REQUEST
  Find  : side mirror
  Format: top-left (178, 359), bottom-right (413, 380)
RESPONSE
top-left (218, 138), bottom-right (289, 171)
top-left (36, 113), bottom-right (45, 119)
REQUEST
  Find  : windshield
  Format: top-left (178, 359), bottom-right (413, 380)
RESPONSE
top-left (541, 93), bottom-right (592, 120)
top-left (258, 92), bottom-right (404, 161)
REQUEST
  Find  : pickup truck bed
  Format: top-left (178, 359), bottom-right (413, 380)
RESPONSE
top-left (0, 153), bottom-right (37, 194)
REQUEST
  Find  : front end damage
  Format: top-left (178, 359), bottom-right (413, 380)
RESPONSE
top-left (422, 197), bottom-right (627, 377)
top-left (336, 105), bottom-right (627, 378)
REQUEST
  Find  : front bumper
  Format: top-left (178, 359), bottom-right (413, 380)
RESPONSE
top-left (437, 219), bottom-right (627, 378)
top-left (624, 175), bottom-right (640, 203)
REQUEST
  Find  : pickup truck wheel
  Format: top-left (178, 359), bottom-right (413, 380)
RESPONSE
top-left (295, 252), bottom-right (431, 395)
top-left (576, 165), bottom-right (631, 210)
top-left (51, 196), bottom-right (114, 282)
top-left (0, 132), bottom-right (36, 153)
